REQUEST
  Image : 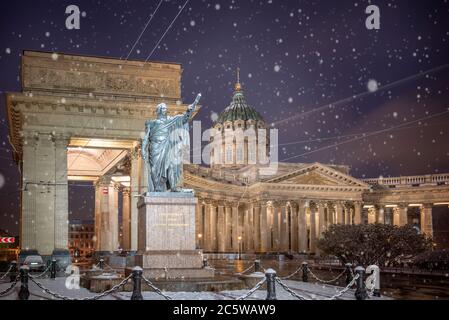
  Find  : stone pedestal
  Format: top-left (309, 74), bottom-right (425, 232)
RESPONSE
top-left (127, 192), bottom-right (214, 279)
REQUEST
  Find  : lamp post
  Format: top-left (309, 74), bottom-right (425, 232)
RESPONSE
top-left (197, 233), bottom-right (202, 249)
top-left (238, 236), bottom-right (242, 260)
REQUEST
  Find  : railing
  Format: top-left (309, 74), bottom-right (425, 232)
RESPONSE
top-left (363, 173), bottom-right (449, 186)
top-left (0, 259), bottom-right (381, 301)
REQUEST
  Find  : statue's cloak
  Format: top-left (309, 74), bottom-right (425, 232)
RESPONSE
top-left (145, 114), bottom-right (190, 189)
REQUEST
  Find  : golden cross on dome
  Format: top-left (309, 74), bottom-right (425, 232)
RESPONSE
top-left (235, 67), bottom-right (242, 91)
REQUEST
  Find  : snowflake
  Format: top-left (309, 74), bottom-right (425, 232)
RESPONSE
top-left (367, 79), bottom-right (379, 92)
top-left (274, 64), bottom-right (281, 72)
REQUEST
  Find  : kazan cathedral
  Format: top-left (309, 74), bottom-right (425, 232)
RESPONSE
top-left (7, 52), bottom-right (449, 261)
top-left (184, 75), bottom-right (449, 255)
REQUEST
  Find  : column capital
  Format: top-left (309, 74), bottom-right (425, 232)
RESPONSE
top-left (122, 187), bottom-right (131, 195)
top-left (423, 203), bottom-right (433, 209)
top-left (96, 175), bottom-right (112, 187)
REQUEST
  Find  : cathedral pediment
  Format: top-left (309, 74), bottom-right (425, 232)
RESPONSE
top-left (264, 163), bottom-right (369, 188)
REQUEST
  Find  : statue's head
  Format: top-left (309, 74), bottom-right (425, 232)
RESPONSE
top-left (156, 103), bottom-right (168, 118)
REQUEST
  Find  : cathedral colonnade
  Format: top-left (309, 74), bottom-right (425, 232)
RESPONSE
top-left (194, 198), bottom-right (439, 254)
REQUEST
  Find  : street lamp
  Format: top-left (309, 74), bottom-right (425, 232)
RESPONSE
top-left (237, 236), bottom-right (242, 260)
top-left (197, 233), bottom-right (202, 249)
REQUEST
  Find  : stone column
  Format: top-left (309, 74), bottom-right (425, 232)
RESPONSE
top-left (327, 203), bottom-right (334, 226)
top-left (271, 203), bottom-right (280, 251)
top-left (393, 207), bottom-right (400, 226)
top-left (217, 203), bottom-right (226, 252)
top-left (421, 204), bottom-right (433, 237)
top-left (204, 201), bottom-right (212, 252)
top-left (245, 203), bottom-right (254, 251)
top-left (94, 182), bottom-right (101, 251)
top-left (309, 205), bottom-right (317, 253)
top-left (96, 176), bottom-right (111, 252)
top-left (210, 202), bottom-right (218, 252)
top-left (368, 207), bottom-right (377, 224)
top-left (231, 203), bottom-right (239, 251)
top-left (336, 202), bottom-right (344, 225)
top-left (344, 205), bottom-right (351, 225)
top-left (297, 201), bottom-right (308, 253)
top-left (280, 203), bottom-right (289, 251)
top-left (111, 184), bottom-right (120, 252)
top-left (317, 202), bottom-right (326, 236)
top-left (253, 203), bottom-right (261, 252)
top-left (398, 204), bottom-right (408, 226)
top-left (354, 202), bottom-right (363, 225)
top-left (225, 205), bottom-right (232, 251)
top-left (195, 199), bottom-right (203, 249)
top-left (129, 144), bottom-right (141, 252)
top-left (260, 202), bottom-right (269, 252)
top-left (35, 133), bottom-right (56, 256)
top-left (122, 187), bottom-right (131, 251)
top-left (290, 203), bottom-right (298, 251)
top-left (53, 134), bottom-right (69, 253)
top-left (20, 132), bottom-right (38, 253)
top-left (376, 205), bottom-right (385, 224)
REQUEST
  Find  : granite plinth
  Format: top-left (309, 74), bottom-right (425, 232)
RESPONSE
top-left (132, 193), bottom-right (214, 280)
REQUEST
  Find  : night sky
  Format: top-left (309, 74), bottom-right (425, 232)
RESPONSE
top-left (1, 0), bottom-right (449, 235)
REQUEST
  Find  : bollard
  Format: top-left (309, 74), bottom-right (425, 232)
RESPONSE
top-left (302, 262), bottom-right (309, 282)
top-left (131, 266), bottom-right (144, 300)
top-left (345, 263), bottom-right (353, 286)
top-left (50, 259), bottom-right (57, 279)
top-left (18, 266), bottom-right (30, 300)
top-left (265, 268), bottom-right (277, 300)
top-left (99, 258), bottom-right (104, 270)
top-left (354, 266), bottom-right (368, 300)
top-left (9, 260), bottom-right (17, 283)
top-left (254, 259), bottom-right (261, 273)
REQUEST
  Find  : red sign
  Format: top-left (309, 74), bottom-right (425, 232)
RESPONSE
top-left (0, 237), bottom-right (15, 244)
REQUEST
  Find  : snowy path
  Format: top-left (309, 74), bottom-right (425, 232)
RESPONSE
top-left (0, 278), bottom-right (391, 300)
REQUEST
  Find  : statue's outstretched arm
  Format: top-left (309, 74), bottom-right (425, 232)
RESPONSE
top-left (183, 93), bottom-right (202, 123)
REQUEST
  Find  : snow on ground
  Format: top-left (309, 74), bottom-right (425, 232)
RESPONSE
top-left (0, 277), bottom-right (391, 300)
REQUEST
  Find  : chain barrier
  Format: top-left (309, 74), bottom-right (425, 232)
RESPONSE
top-left (30, 264), bottom-right (52, 279)
top-left (0, 275), bottom-right (20, 296)
top-left (308, 269), bottom-right (346, 284)
top-left (237, 264), bottom-right (254, 275)
top-left (0, 264), bottom-right (13, 281)
top-left (28, 273), bottom-right (132, 300)
top-left (327, 273), bottom-right (359, 300)
top-left (280, 266), bottom-right (303, 280)
top-left (237, 277), bottom-right (267, 300)
top-left (141, 275), bottom-right (172, 300)
top-left (274, 277), bottom-right (310, 300)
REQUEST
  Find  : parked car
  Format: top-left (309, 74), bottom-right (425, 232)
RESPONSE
top-left (22, 255), bottom-right (45, 271)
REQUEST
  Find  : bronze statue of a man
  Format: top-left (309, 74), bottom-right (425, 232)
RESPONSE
top-left (142, 93), bottom-right (201, 193)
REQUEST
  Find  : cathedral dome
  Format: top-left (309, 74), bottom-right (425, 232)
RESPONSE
top-left (215, 69), bottom-right (264, 125)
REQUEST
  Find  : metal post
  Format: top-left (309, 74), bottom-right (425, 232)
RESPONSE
top-left (354, 266), bottom-right (368, 300)
top-left (302, 262), bottom-right (308, 282)
top-left (265, 268), bottom-right (277, 300)
top-left (9, 260), bottom-right (17, 283)
top-left (254, 259), bottom-right (261, 273)
top-left (99, 258), bottom-right (104, 270)
top-left (50, 259), bottom-right (57, 279)
top-left (18, 266), bottom-right (30, 300)
top-left (131, 266), bottom-right (143, 300)
top-left (345, 263), bottom-right (353, 286)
